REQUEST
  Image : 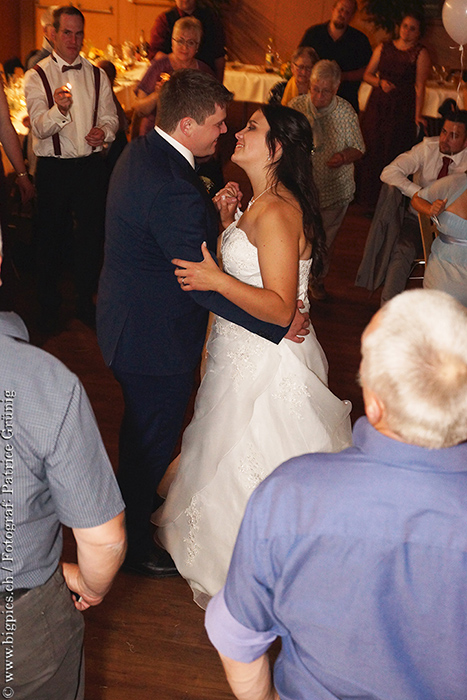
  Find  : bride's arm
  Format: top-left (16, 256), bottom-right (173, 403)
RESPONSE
top-left (173, 206), bottom-right (300, 327)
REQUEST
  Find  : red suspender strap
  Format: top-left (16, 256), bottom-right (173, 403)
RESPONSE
top-left (33, 64), bottom-right (62, 157)
top-left (91, 65), bottom-right (101, 151)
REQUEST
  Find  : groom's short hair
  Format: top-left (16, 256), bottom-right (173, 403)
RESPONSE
top-left (157, 69), bottom-right (233, 134)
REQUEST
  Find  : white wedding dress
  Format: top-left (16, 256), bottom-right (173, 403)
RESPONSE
top-left (157, 222), bottom-right (352, 608)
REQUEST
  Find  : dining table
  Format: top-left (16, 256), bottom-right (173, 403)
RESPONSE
top-left (113, 61), bottom-right (149, 111)
top-left (223, 62), bottom-right (283, 104)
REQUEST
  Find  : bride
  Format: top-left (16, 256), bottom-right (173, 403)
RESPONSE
top-left (156, 104), bottom-right (352, 608)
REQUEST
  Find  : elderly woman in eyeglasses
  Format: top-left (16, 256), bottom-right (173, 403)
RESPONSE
top-left (289, 59), bottom-right (365, 299)
top-left (281, 46), bottom-right (319, 105)
top-left (134, 16), bottom-right (214, 135)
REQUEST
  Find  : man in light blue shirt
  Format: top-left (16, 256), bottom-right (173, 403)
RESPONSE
top-left (206, 289), bottom-right (467, 700)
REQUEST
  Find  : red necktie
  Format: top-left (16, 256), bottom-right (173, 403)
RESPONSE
top-left (437, 156), bottom-right (452, 179)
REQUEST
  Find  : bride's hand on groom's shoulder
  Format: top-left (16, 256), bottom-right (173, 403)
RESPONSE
top-left (284, 300), bottom-right (310, 343)
top-left (172, 243), bottom-right (222, 292)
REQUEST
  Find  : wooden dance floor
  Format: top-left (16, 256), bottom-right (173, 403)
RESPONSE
top-left (43, 200), bottom-right (383, 700)
top-left (10, 102), bottom-right (402, 698)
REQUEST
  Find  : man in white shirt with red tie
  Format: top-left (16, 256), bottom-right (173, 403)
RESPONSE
top-left (24, 5), bottom-right (118, 331)
top-left (356, 100), bottom-right (467, 303)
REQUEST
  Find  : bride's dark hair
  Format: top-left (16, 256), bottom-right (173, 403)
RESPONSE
top-left (261, 103), bottom-right (326, 281)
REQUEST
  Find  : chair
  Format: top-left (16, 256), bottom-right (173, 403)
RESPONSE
top-left (408, 213), bottom-right (439, 281)
top-left (418, 212), bottom-right (439, 263)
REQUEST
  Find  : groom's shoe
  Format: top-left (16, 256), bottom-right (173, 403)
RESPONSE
top-left (122, 546), bottom-right (179, 579)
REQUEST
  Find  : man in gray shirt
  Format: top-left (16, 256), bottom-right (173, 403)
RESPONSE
top-left (0, 311), bottom-right (126, 700)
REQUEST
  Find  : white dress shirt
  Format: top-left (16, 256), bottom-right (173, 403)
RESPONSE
top-left (24, 51), bottom-right (118, 158)
top-left (155, 126), bottom-right (195, 168)
top-left (381, 136), bottom-right (467, 199)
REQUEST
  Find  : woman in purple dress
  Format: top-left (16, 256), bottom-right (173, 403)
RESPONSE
top-left (133, 16), bottom-right (213, 135)
top-left (357, 12), bottom-right (431, 208)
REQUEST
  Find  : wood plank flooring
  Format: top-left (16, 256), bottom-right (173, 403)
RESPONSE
top-left (5, 102), bottom-right (401, 698)
top-left (52, 200), bottom-right (381, 700)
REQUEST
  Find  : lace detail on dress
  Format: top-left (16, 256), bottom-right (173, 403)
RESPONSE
top-left (298, 260), bottom-right (312, 304)
top-left (221, 224), bottom-right (262, 282)
top-left (183, 494), bottom-right (202, 566)
top-left (272, 375), bottom-right (311, 419)
top-left (239, 444), bottom-right (267, 492)
top-left (213, 318), bottom-right (265, 392)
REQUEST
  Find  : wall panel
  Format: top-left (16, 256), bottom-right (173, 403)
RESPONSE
top-left (19, 1), bottom-right (463, 78)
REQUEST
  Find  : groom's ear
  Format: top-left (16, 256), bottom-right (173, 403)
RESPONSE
top-left (179, 117), bottom-right (194, 137)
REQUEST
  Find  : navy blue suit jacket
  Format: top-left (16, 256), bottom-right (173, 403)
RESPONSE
top-left (97, 129), bottom-right (287, 376)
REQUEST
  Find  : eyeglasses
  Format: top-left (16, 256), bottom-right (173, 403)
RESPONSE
top-left (172, 37), bottom-right (199, 49)
top-left (292, 62), bottom-right (313, 73)
top-left (310, 85), bottom-right (334, 97)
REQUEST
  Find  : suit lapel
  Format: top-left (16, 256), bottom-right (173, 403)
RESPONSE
top-left (147, 129), bottom-right (218, 236)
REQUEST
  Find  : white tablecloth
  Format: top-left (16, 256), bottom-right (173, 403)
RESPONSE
top-left (223, 64), bottom-right (282, 103)
top-left (114, 62), bottom-right (283, 108)
top-left (114, 62), bottom-right (149, 110)
top-left (358, 80), bottom-right (464, 117)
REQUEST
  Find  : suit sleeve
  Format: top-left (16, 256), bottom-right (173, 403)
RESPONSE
top-left (151, 179), bottom-right (288, 344)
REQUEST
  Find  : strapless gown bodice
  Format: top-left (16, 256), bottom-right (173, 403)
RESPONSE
top-left (221, 222), bottom-right (312, 303)
top-left (157, 222), bottom-right (352, 608)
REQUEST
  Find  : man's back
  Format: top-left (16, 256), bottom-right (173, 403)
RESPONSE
top-left (97, 130), bottom-right (216, 375)
top-left (222, 417), bottom-right (467, 699)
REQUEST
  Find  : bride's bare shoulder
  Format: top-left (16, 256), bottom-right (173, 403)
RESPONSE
top-left (262, 193), bottom-right (302, 227)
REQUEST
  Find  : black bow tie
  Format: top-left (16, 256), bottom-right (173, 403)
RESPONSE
top-left (62, 64), bottom-right (82, 73)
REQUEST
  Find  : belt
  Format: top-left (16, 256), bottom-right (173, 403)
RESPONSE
top-left (438, 232), bottom-right (467, 246)
top-left (0, 588), bottom-right (30, 601)
top-left (38, 153), bottom-right (101, 162)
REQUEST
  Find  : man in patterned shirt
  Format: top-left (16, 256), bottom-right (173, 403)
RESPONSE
top-left (0, 310), bottom-right (125, 699)
top-left (290, 59), bottom-right (364, 299)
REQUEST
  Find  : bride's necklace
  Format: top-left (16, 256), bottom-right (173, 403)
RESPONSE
top-left (247, 185), bottom-right (273, 211)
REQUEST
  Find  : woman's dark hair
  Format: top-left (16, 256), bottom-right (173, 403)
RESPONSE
top-left (400, 10), bottom-right (426, 37)
top-left (261, 103), bottom-right (327, 281)
top-left (3, 57), bottom-right (23, 80)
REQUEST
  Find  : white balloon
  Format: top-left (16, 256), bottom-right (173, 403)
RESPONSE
top-left (443, 0), bottom-right (467, 45)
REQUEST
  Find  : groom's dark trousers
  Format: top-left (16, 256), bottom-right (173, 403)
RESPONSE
top-left (97, 129), bottom-right (286, 561)
top-left (114, 369), bottom-right (194, 558)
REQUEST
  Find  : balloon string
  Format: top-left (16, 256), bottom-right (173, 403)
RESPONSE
top-left (458, 44), bottom-right (464, 109)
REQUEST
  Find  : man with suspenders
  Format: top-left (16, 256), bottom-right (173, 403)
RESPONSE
top-left (24, 5), bottom-right (118, 331)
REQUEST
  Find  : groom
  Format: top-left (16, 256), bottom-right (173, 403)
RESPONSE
top-left (97, 70), bottom-right (308, 577)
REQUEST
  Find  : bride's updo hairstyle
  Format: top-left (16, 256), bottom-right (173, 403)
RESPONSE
top-left (261, 103), bottom-right (326, 280)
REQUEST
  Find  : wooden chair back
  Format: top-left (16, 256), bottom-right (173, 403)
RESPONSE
top-left (418, 212), bottom-right (439, 263)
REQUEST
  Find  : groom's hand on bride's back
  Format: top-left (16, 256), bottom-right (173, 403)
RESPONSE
top-left (284, 300), bottom-right (310, 343)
